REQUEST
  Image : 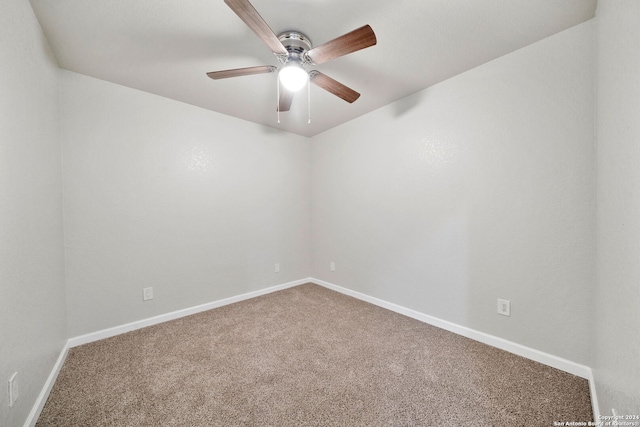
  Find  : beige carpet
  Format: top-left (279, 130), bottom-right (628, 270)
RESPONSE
top-left (37, 283), bottom-right (592, 426)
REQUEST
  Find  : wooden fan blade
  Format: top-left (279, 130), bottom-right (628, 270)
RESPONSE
top-left (305, 25), bottom-right (376, 65)
top-left (310, 71), bottom-right (360, 103)
top-left (278, 82), bottom-right (294, 112)
top-left (206, 65), bottom-right (276, 80)
top-left (224, 0), bottom-right (288, 55)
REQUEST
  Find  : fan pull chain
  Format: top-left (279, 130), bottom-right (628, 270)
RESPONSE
top-left (307, 73), bottom-right (311, 124)
top-left (277, 77), bottom-right (281, 124)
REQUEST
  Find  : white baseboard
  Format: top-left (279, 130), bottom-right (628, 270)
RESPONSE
top-left (68, 278), bottom-right (309, 348)
top-left (310, 278), bottom-right (592, 379)
top-left (24, 341), bottom-right (70, 427)
top-left (31, 277), bottom-right (600, 424)
top-left (28, 278), bottom-right (309, 426)
top-left (588, 369), bottom-right (601, 422)
top-left (310, 278), bottom-right (600, 420)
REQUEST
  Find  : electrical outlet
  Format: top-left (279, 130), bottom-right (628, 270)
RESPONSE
top-left (497, 299), bottom-right (510, 316)
top-left (8, 372), bottom-right (18, 408)
top-left (274, 263), bottom-right (280, 273)
top-left (330, 262), bottom-right (336, 271)
top-left (143, 287), bottom-right (153, 301)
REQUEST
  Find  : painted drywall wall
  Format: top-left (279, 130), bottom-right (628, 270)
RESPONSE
top-left (0, 0), bottom-right (67, 425)
top-left (311, 21), bottom-right (595, 365)
top-left (61, 71), bottom-right (311, 337)
top-left (594, 0), bottom-right (640, 416)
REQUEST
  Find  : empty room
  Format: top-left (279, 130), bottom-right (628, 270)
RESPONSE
top-left (2, 0), bottom-right (639, 425)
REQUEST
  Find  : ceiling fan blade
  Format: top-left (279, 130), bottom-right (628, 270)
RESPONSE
top-left (206, 65), bottom-right (276, 80)
top-left (224, 0), bottom-right (288, 56)
top-left (310, 71), bottom-right (360, 103)
top-left (278, 83), bottom-right (294, 112)
top-left (305, 25), bottom-right (376, 65)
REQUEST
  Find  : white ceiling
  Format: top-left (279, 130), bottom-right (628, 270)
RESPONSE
top-left (30, 0), bottom-right (596, 138)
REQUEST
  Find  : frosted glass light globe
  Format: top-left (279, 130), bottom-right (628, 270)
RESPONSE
top-left (279, 65), bottom-right (307, 91)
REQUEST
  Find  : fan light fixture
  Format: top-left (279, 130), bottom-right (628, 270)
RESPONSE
top-left (207, 0), bottom-right (377, 123)
top-left (279, 63), bottom-right (308, 92)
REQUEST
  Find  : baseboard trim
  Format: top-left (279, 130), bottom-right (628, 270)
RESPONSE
top-left (312, 277), bottom-right (600, 419)
top-left (310, 278), bottom-right (593, 380)
top-left (33, 277), bottom-right (599, 425)
top-left (24, 341), bottom-right (70, 427)
top-left (29, 279), bottom-right (308, 426)
top-left (588, 369), bottom-right (601, 422)
top-left (68, 278), bottom-right (308, 348)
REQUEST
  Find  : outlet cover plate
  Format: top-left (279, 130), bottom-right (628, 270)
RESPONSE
top-left (8, 372), bottom-right (18, 407)
top-left (143, 287), bottom-right (153, 301)
top-left (498, 299), bottom-right (511, 316)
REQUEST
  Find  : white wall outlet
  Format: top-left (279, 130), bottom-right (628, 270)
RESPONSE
top-left (330, 261), bottom-right (336, 271)
top-left (143, 287), bottom-right (153, 301)
top-left (8, 372), bottom-right (18, 408)
top-left (274, 263), bottom-right (280, 273)
top-left (497, 299), bottom-right (511, 316)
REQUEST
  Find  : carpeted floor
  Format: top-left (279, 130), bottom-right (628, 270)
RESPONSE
top-left (37, 283), bottom-right (593, 426)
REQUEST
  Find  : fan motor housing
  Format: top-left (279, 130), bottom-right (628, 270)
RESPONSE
top-left (278, 31), bottom-right (312, 64)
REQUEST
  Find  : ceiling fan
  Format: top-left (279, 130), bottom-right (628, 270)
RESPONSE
top-left (206, 0), bottom-right (377, 113)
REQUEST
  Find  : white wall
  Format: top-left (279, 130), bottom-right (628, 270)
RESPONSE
top-left (311, 21), bottom-right (595, 365)
top-left (7, 1), bottom-right (638, 422)
top-left (595, 0), bottom-right (640, 416)
top-left (61, 71), bottom-right (311, 337)
top-left (0, 1), bottom-right (67, 425)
